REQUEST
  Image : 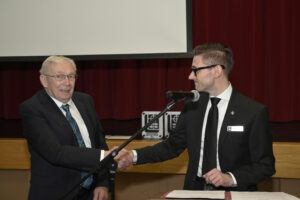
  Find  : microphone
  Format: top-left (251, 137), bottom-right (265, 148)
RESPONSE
top-left (166, 90), bottom-right (200, 102)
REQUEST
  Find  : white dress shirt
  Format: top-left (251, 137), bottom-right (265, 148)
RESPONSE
top-left (197, 84), bottom-right (232, 176)
top-left (50, 96), bottom-right (104, 160)
top-left (197, 83), bottom-right (237, 185)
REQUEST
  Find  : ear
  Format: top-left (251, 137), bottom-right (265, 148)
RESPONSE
top-left (40, 75), bottom-right (48, 88)
top-left (214, 65), bottom-right (223, 78)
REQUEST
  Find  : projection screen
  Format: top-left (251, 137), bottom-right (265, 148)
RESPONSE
top-left (0, 0), bottom-right (192, 61)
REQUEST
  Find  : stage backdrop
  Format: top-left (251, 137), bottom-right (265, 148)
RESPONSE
top-left (0, 0), bottom-right (299, 124)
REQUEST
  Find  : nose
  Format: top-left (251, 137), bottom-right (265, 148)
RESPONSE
top-left (188, 71), bottom-right (195, 80)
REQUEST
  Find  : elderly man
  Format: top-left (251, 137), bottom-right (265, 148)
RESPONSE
top-left (20, 56), bottom-right (121, 200)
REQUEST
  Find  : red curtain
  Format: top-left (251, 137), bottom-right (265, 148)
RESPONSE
top-left (192, 0), bottom-right (300, 121)
top-left (0, 0), bottom-right (299, 122)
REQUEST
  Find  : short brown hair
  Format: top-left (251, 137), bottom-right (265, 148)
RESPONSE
top-left (193, 43), bottom-right (234, 75)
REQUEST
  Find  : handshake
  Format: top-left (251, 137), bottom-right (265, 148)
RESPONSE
top-left (104, 147), bottom-right (134, 170)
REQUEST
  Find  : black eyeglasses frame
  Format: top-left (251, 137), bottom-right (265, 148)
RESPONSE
top-left (191, 64), bottom-right (225, 76)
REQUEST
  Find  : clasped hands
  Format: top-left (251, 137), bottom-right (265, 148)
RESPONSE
top-left (202, 168), bottom-right (234, 188)
top-left (104, 147), bottom-right (133, 170)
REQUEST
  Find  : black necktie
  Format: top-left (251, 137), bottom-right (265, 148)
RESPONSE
top-left (202, 97), bottom-right (221, 175)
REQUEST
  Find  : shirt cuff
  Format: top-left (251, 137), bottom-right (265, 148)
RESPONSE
top-left (100, 150), bottom-right (105, 161)
top-left (227, 172), bottom-right (238, 187)
top-left (132, 150), bottom-right (137, 164)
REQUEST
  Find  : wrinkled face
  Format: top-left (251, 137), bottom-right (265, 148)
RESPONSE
top-left (40, 61), bottom-right (76, 103)
top-left (188, 55), bottom-right (215, 93)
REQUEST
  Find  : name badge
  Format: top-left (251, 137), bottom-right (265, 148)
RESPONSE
top-left (227, 125), bottom-right (244, 132)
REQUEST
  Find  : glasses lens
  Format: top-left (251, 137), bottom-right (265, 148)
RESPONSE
top-left (191, 67), bottom-right (198, 76)
top-left (193, 69), bottom-right (197, 76)
top-left (53, 74), bottom-right (77, 81)
top-left (67, 74), bottom-right (76, 79)
top-left (55, 74), bottom-right (65, 81)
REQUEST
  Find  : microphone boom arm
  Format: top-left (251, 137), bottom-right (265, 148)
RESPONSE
top-left (59, 100), bottom-right (180, 200)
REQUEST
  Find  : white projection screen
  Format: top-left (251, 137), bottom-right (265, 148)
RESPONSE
top-left (0, 0), bottom-right (192, 61)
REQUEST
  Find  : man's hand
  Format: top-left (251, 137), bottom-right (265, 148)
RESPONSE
top-left (104, 147), bottom-right (133, 170)
top-left (93, 186), bottom-right (108, 200)
top-left (114, 148), bottom-right (133, 170)
top-left (202, 168), bottom-right (234, 187)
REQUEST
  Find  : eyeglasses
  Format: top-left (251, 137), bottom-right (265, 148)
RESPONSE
top-left (44, 74), bottom-right (78, 81)
top-left (191, 64), bottom-right (225, 76)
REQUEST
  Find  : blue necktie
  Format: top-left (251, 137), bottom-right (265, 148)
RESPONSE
top-left (61, 104), bottom-right (93, 189)
top-left (202, 97), bottom-right (221, 175)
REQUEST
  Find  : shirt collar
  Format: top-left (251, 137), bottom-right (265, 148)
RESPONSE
top-left (213, 83), bottom-right (232, 101)
top-left (49, 95), bottom-right (73, 109)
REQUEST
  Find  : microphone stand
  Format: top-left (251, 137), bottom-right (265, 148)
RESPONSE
top-left (59, 99), bottom-right (181, 200)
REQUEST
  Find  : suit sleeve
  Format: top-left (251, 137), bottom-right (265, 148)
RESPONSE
top-left (136, 107), bottom-right (188, 165)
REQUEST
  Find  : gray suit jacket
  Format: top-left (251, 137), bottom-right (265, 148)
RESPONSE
top-left (20, 89), bottom-right (109, 200)
top-left (136, 89), bottom-right (275, 190)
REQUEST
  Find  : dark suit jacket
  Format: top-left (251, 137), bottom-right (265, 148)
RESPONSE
top-left (19, 89), bottom-right (109, 200)
top-left (136, 89), bottom-right (275, 191)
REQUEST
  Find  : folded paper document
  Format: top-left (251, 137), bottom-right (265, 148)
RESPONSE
top-left (162, 190), bottom-right (224, 199)
top-left (162, 190), bottom-right (299, 200)
top-left (230, 191), bottom-right (299, 200)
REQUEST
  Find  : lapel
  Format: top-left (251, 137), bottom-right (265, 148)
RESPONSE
top-left (72, 93), bottom-right (96, 148)
top-left (38, 90), bottom-right (77, 142)
top-left (39, 89), bottom-right (70, 128)
top-left (218, 89), bottom-right (240, 147)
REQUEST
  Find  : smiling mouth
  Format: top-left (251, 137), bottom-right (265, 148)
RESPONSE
top-left (61, 89), bottom-right (71, 93)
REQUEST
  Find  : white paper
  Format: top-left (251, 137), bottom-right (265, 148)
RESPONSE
top-left (231, 191), bottom-right (299, 200)
top-left (165, 190), bottom-right (224, 199)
